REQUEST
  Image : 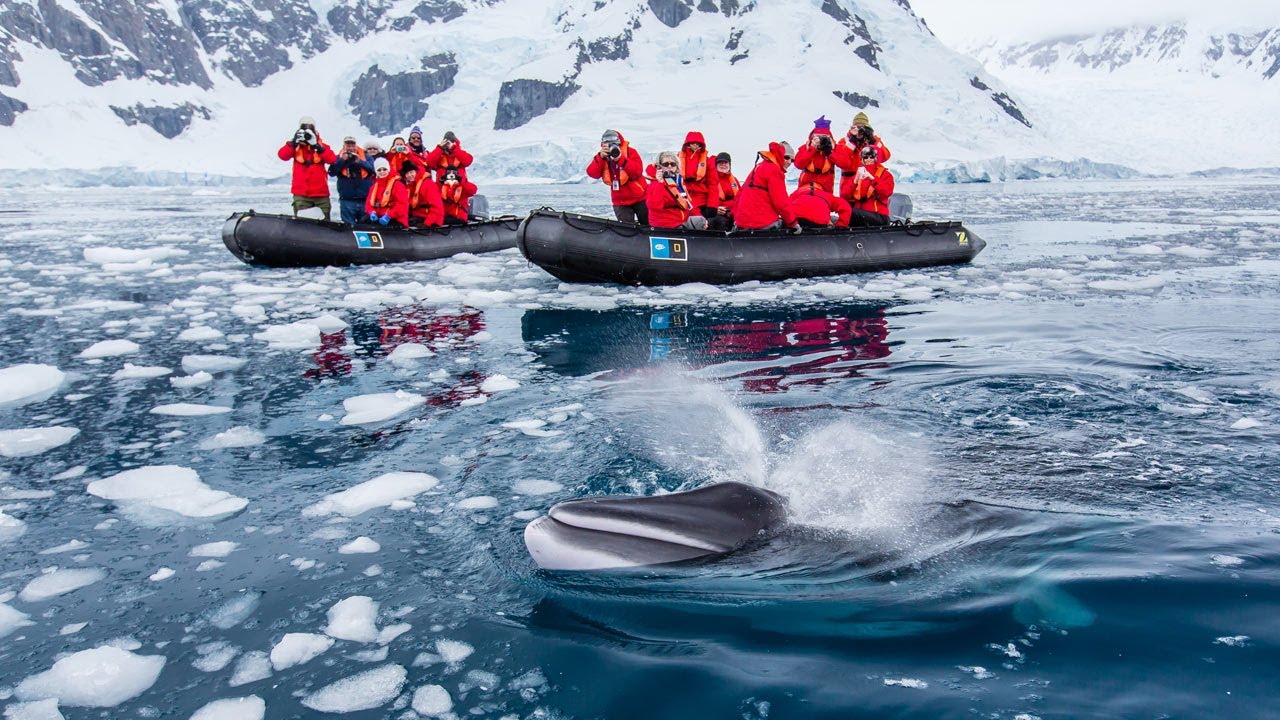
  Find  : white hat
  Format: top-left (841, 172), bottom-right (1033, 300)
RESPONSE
top-left (298, 115), bottom-right (316, 126)
top-left (373, 157), bottom-right (390, 172)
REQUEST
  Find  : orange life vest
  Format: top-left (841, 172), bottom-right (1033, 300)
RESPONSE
top-left (293, 143), bottom-right (324, 165)
top-left (441, 182), bottom-right (465, 204)
top-left (407, 176), bottom-right (429, 209)
top-left (801, 153), bottom-right (832, 175)
top-left (601, 142), bottom-right (632, 189)
top-left (664, 179), bottom-right (693, 210)
top-left (370, 178), bottom-right (397, 209)
top-left (719, 173), bottom-right (741, 202)
top-left (679, 149), bottom-right (708, 182)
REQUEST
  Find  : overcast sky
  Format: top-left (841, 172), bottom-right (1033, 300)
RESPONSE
top-left (908, 0), bottom-right (1280, 46)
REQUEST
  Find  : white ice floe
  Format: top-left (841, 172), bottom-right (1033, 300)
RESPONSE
top-left (480, 375), bottom-right (520, 392)
top-left (338, 537), bottom-right (381, 554)
top-left (0, 427), bottom-right (79, 458)
top-left (0, 601), bottom-right (34, 638)
top-left (0, 510), bottom-right (27, 542)
top-left (435, 639), bottom-right (474, 664)
top-left (207, 591), bottom-right (261, 629)
top-left (191, 642), bottom-right (239, 672)
top-left (300, 664), bottom-right (407, 713)
top-left (177, 326), bottom-right (225, 343)
top-left (1230, 417), bottom-right (1262, 430)
top-left (228, 651), bottom-right (272, 687)
top-left (83, 247), bottom-right (185, 265)
top-left (412, 685), bottom-right (453, 717)
top-left (387, 343), bottom-right (434, 367)
top-left (270, 632), bottom-right (334, 670)
top-left (59, 622), bottom-right (87, 636)
top-left (79, 340), bottom-right (140, 359)
top-left (1211, 554), bottom-right (1245, 567)
top-left (457, 496), bottom-right (498, 510)
top-left (190, 541), bottom-right (239, 558)
top-left (1214, 635), bottom-right (1249, 647)
top-left (87, 465), bottom-right (248, 520)
top-left (149, 403), bottom-right (233, 416)
top-left (254, 322), bottom-right (322, 350)
top-left (111, 364), bottom-right (172, 380)
top-left (14, 646), bottom-right (165, 707)
top-left (39, 539), bottom-right (89, 554)
top-left (170, 372), bottom-right (214, 388)
top-left (181, 355), bottom-right (246, 374)
top-left (377, 623), bottom-right (412, 646)
top-left (0, 364), bottom-right (65, 410)
top-left (198, 426), bottom-right (266, 450)
top-left (149, 567), bottom-right (175, 581)
top-left (18, 567), bottom-right (106, 602)
top-left (190, 695), bottom-right (265, 720)
top-left (196, 560), bottom-right (224, 572)
top-left (1, 698), bottom-right (64, 720)
top-left (512, 479), bottom-right (563, 495)
top-left (339, 390), bottom-right (425, 426)
top-left (325, 596), bottom-right (380, 643)
top-left (884, 677), bottom-right (929, 689)
top-left (303, 472), bottom-right (439, 518)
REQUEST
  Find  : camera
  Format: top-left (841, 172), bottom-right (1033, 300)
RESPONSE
top-left (302, 129), bottom-right (317, 144)
top-left (816, 135), bottom-right (833, 154)
top-left (293, 129), bottom-right (307, 144)
top-left (856, 125), bottom-right (875, 144)
top-left (603, 142), bottom-right (621, 159)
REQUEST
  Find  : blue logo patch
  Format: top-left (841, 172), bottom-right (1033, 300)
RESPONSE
top-left (649, 236), bottom-right (688, 261)
top-left (354, 231), bottom-right (384, 249)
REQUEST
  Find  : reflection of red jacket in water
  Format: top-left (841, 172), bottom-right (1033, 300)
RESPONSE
top-left (705, 314), bottom-right (891, 393)
top-left (379, 306), bottom-right (486, 351)
top-left (305, 330), bottom-right (352, 379)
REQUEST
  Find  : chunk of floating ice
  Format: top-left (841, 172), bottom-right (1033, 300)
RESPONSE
top-left (457, 496), bottom-right (498, 510)
top-left (197, 559), bottom-right (224, 572)
top-left (1211, 554), bottom-right (1245, 567)
top-left (1, 510), bottom-right (27, 543)
top-left (18, 567), bottom-right (106, 602)
top-left (0, 601), bottom-right (34, 638)
top-left (59, 622), bottom-right (88, 636)
top-left (301, 664), bottom-right (407, 713)
top-left (270, 632), bottom-right (334, 671)
top-left (1, 698), bottom-right (64, 720)
top-left (149, 403), bottom-right (232, 416)
top-left (883, 677), bottom-right (928, 689)
top-left (1121, 243), bottom-right (1164, 255)
top-left (1214, 635), bottom-right (1249, 647)
top-left (303, 472), bottom-right (439, 518)
top-left (512, 479), bottom-right (562, 496)
top-left (199, 426), bottom-right (266, 450)
top-left (412, 684), bottom-right (453, 717)
top-left (338, 536), bottom-right (381, 554)
top-left (253, 321), bottom-right (321, 350)
top-left (87, 465), bottom-right (248, 520)
top-left (207, 591), bottom-right (261, 630)
top-left (181, 355), bottom-right (246, 374)
top-left (502, 419), bottom-right (545, 431)
top-left (148, 567), bottom-right (174, 581)
top-left (83, 247), bottom-right (185, 264)
top-left (190, 695), bottom-right (265, 720)
top-left (190, 541), bottom-right (239, 558)
top-left (192, 642), bottom-right (240, 672)
top-left (79, 339), bottom-right (140, 359)
top-left (228, 650), bottom-right (272, 687)
top-left (39, 539), bottom-right (89, 555)
top-left (1230, 417), bottom-right (1262, 430)
top-left (14, 645), bottom-right (165, 707)
top-left (435, 639), bottom-right (474, 664)
top-left (170, 372), bottom-right (213, 388)
top-left (111, 363), bottom-right (171, 380)
top-left (387, 343), bottom-right (434, 366)
top-left (177, 326), bottom-right (224, 342)
top-left (0, 364), bottom-right (65, 410)
top-left (325, 596), bottom-right (380, 643)
top-left (480, 374), bottom-right (520, 392)
top-left (0, 427), bottom-right (80, 458)
top-left (339, 390), bottom-right (426, 426)
top-left (957, 665), bottom-right (994, 679)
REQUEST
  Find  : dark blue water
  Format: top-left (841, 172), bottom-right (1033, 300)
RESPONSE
top-left (1, 180), bottom-right (1278, 718)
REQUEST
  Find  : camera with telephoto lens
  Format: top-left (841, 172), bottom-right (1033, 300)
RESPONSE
top-left (606, 143), bottom-right (621, 159)
top-left (293, 129), bottom-right (307, 144)
top-left (856, 125), bottom-right (875, 144)
top-left (816, 135), bottom-right (833, 154)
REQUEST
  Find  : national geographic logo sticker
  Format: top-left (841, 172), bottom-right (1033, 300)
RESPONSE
top-left (650, 236), bottom-right (688, 261)
top-left (354, 231), bottom-right (384, 249)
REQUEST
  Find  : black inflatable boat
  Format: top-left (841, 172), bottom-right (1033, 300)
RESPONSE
top-left (222, 211), bottom-right (521, 268)
top-left (516, 208), bottom-right (986, 286)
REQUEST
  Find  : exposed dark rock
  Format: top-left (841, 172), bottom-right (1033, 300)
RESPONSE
top-left (181, 0), bottom-right (329, 87)
top-left (348, 54), bottom-right (459, 135)
top-left (969, 76), bottom-right (990, 91)
top-left (0, 92), bottom-right (28, 126)
top-left (413, 0), bottom-right (468, 23)
top-left (832, 91), bottom-right (880, 109)
top-left (111, 103), bottom-right (212, 138)
top-left (726, 29), bottom-right (743, 51)
top-left (582, 30), bottom-right (634, 64)
top-left (730, 52), bottom-right (748, 65)
top-left (648, 0), bottom-right (693, 28)
top-left (328, 0), bottom-right (393, 42)
top-left (697, 0), bottom-right (718, 11)
top-left (818, 0), bottom-right (881, 70)
top-left (991, 92), bottom-right (1032, 128)
top-left (494, 78), bottom-right (580, 131)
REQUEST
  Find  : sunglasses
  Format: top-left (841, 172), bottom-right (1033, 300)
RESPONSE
top-left (783, 155), bottom-right (793, 162)
top-left (376, 167), bottom-right (389, 173)
top-left (659, 162), bottom-right (678, 167)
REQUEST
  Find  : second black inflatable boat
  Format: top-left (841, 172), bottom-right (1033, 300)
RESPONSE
top-left (516, 208), bottom-right (986, 286)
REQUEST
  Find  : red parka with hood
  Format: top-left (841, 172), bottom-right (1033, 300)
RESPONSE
top-left (439, 176), bottom-right (479, 222)
top-left (677, 131), bottom-right (721, 212)
top-left (365, 176), bottom-right (410, 227)
top-left (848, 161), bottom-right (895, 217)
top-left (406, 174), bottom-right (445, 226)
top-left (789, 184), bottom-right (852, 227)
top-left (586, 132), bottom-right (647, 205)
top-left (278, 136), bottom-right (337, 198)
top-left (645, 175), bottom-right (696, 229)
top-left (732, 143), bottom-right (797, 230)
top-left (425, 143), bottom-right (474, 182)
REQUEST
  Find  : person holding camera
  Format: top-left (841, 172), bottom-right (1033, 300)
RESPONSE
top-left (385, 136), bottom-right (425, 178)
top-left (789, 182), bottom-right (852, 229)
top-left (793, 116), bottom-right (848, 194)
top-left (836, 112), bottom-right (890, 200)
top-left (438, 167), bottom-right (478, 225)
top-left (847, 145), bottom-right (895, 227)
top-left (711, 152), bottom-right (739, 231)
top-left (586, 129), bottom-right (648, 225)
top-left (402, 164), bottom-right (445, 227)
top-left (676, 131), bottom-right (722, 222)
top-left (277, 115), bottom-right (337, 221)
top-left (425, 131), bottom-right (474, 182)
top-left (646, 151), bottom-right (709, 230)
top-left (364, 157), bottom-right (409, 228)
top-left (328, 136), bottom-right (376, 225)
top-left (732, 142), bottom-right (800, 233)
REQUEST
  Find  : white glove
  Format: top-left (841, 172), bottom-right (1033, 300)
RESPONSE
top-left (855, 166), bottom-right (871, 181)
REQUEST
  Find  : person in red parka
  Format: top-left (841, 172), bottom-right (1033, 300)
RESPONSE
top-left (732, 141), bottom-right (799, 232)
top-left (277, 115), bottom-right (337, 220)
top-left (402, 164), bottom-right (445, 227)
top-left (364, 157), bottom-right (409, 228)
top-left (424, 131), bottom-right (474, 183)
top-left (677, 131), bottom-right (721, 221)
top-left (646, 151), bottom-right (709, 230)
top-left (438, 167), bottom-right (479, 224)
top-left (789, 182), bottom-right (852, 228)
top-left (793, 116), bottom-right (851, 195)
top-left (586, 129), bottom-right (648, 225)
top-left (710, 152), bottom-right (739, 231)
top-left (385, 136), bottom-right (425, 178)
top-left (837, 111), bottom-right (890, 200)
top-left (848, 145), bottom-right (895, 227)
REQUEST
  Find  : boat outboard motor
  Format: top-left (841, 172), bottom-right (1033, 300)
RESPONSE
top-left (468, 195), bottom-right (490, 222)
top-left (888, 194), bottom-right (912, 224)
top-left (524, 481), bottom-right (788, 571)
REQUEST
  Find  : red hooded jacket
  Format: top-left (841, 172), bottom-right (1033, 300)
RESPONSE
top-left (385, 148), bottom-right (426, 178)
top-left (733, 143), bottom-right (797, 230)
top-left (586, 132), bottom-right (647, 205)
top-left (849, 162), bottom-right (895, 217)
top-left (717, 171), bottom-right (741, 212)
top-left (645, 175), bottom-right (696, 229)
top-left (364, 176), bottom-right (410, 227)
top-left (793, 128), bottom-right (853, 194)
top-left (678, 131), bottom-right (721, 211)
top-left (439, 177), bottom-right (479, 222)
top-left (789, 184), bottom-right (852, 227)
top-left (277, 137), bottom-right (337, 198)
top-left (837, 133), bottom-right (890, 200)
top-left (425, 143), bottom-right (474, 183)
top-left (406, 174), bottom-right (445, 226)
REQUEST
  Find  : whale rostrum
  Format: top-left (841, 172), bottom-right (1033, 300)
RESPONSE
top-left (523, 481), bottom-right (789, 571)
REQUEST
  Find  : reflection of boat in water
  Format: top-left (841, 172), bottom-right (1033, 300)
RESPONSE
top-left (522, 304), bottom-right (894, 391)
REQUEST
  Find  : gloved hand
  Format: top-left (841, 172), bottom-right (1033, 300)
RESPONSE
top-left (855, 166), bottom-right (871, 181)
top-left (311, 143), bottom-right (324, 152)
top-left (378, 214), bottom-right (390, 225)
top-left (788, 225), bottom-right (803, 235)
top-left (368, 211), bottom-right (379, 222)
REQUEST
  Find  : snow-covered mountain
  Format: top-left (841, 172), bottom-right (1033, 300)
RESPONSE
top-left (964, 22), bottom-right (1280, 174)
top-left (0, 0), bottom-right (1057, 182)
